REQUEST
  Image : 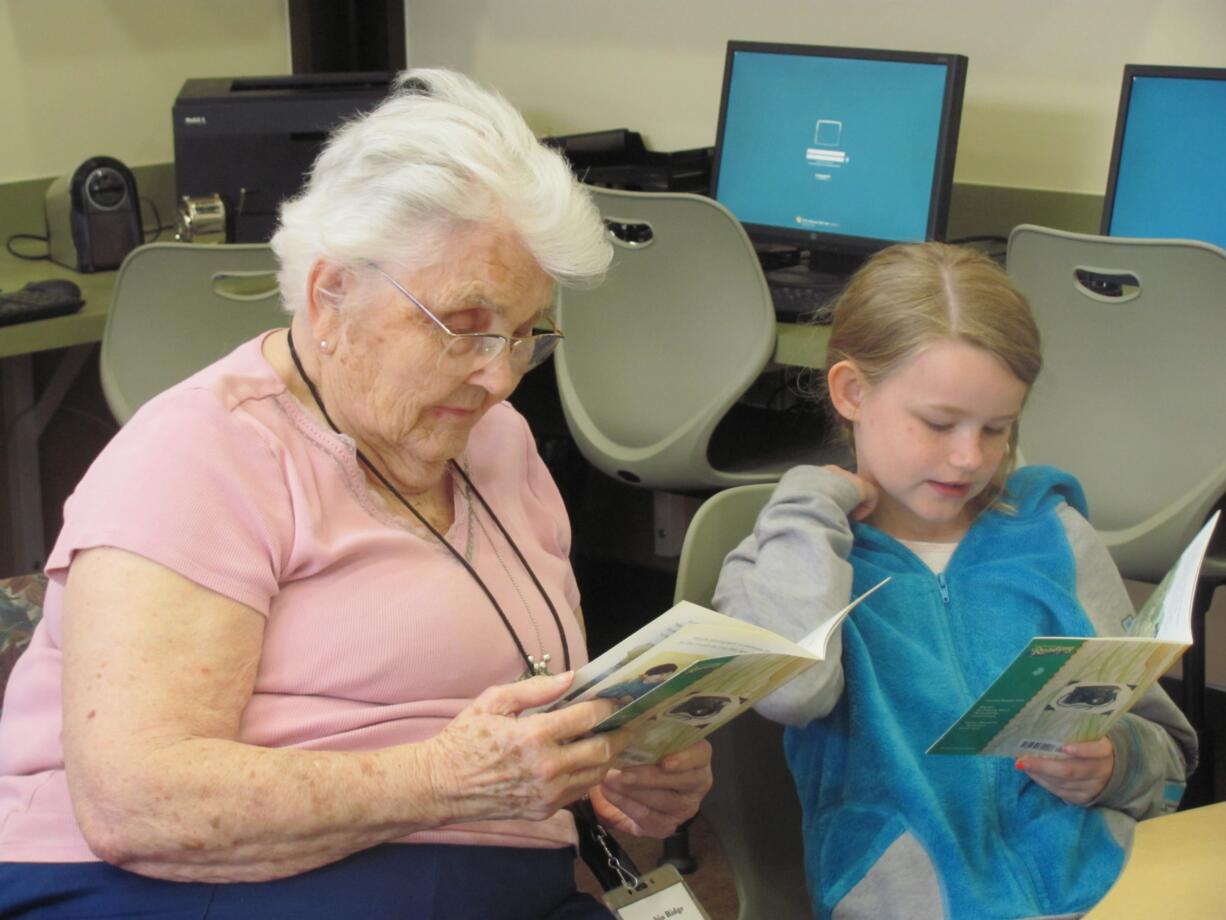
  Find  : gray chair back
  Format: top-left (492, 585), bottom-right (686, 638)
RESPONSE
top-left (674, 482), bottom-right (812, 920)
top-left (1007, 225), bottom-right (1226, 583)
top-left (556, 187), bottom-right (832, 491)
top-left (101, 243), bottom-right (284, 424)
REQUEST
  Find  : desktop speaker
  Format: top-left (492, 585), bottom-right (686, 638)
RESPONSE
top-left (45, 156), bottom-right (144, 272)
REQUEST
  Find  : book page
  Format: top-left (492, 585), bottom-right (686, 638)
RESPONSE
top-left (533, 581), bottom-right (887, 762)
top-left (928, 512), bottom-right (1217, 758)
top-left (928, 636), bottom-right (1186, 757)
top-left (798, 577), bottom-right (890, 657)
top-left (546, 601), bottom-right (782, 711)
top-left (1135, 511), bottom-right (1219, 643)
top-left (595, 652), bottom-right (818, 766)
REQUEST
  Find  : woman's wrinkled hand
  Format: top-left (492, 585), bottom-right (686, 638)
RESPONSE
top-left (589, 739), bottom-right (713, 838)
top-left (425, 672), bottom-right (629, 824)
top-left (824, 465), bottom-right (879, 521)
top-left (1016, 737), bottom-right (1115, 805)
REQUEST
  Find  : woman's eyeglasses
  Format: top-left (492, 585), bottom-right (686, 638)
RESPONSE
top-left (376, 269), bottom-right (563, 375)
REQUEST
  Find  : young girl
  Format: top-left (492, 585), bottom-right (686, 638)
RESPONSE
top-left (714, 243), bottom-right (1195, 920)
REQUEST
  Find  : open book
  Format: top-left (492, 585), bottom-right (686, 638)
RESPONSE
top-left (929, 512), bottom-right (1220, 757)
top-left (540, 580), bottom-right (888, 766)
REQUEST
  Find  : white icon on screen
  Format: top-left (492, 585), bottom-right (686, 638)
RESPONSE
top-left (807, 119), bottom-right (848, 167)
top-left (814, 120), bottom-right (842, 146)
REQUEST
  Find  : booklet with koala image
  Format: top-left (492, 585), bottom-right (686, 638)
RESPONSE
top-left (538, 579), bottom-right (888, 767)
top-left (928, 512), bottom-right (1219, 758)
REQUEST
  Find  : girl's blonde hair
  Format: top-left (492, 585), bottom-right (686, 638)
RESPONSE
top-left (823, 242), bottom-right (1042, 511)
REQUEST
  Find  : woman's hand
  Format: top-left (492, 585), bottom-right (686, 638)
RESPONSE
top-left (589, 739), bottom-right (713, 838)
top-left (823, 465), bottom-right (879, 521)
top-left (425, 673), bottom-right (631, 824)
top-left (1016, 737), bottom-right (1115, 805)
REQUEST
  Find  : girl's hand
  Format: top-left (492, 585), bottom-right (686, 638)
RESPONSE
top-left (1015, 737), bottom-right (1115, 805)
top-left (823, 465), bottom-right (879, 521)
top-left (589, 740), bottom-right (713, 838)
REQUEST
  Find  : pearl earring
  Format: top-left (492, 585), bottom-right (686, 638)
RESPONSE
top-left (319, 340), bottom-right (330, 351)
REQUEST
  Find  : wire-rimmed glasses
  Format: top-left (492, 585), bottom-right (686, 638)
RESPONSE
top-left (376, 269), bottom-right (563, 374)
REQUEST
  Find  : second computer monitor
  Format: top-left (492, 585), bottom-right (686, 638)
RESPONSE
top-left (711, 41), bottom-right (967, 266)
top-left (1102, 64), bottom-right (1226, 250)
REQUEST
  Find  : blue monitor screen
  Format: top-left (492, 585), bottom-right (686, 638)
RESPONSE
top-left (712, 43), bottom-right (966, 253)
top-left (1104, 67), bottom-right (1226, 249)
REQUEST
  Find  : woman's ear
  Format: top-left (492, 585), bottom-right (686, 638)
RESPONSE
top-left (827, 360), bottom-right (867, 422)
top-left (304, 260), bottom-right (349, 344)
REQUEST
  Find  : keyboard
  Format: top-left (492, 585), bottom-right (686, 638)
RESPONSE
top-left (768, 281), bottom-right (835, 324)
top-left (0, 279), bottom-right (85, 327)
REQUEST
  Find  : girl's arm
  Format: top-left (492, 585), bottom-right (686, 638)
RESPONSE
top-left (712, 465), bottom-right (863, 726)
top-left (1059, 505), bottom-right (1197, 817)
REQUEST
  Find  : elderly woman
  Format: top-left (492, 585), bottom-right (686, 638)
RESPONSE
top-left (0, 70), bottom-right (712, 918)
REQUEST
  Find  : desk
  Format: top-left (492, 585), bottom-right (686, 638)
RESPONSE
top-left (1, 253), bottom-right (115, 573)
top-left (773, 321), bottom-right (828, 369)
top-left (1085, 802), bottom-right (1226, 918)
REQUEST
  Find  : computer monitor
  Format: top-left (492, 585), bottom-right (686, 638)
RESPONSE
top-left (710, 41), bottom-right (968, 274)
top-left (1101, 64), bottom-right (1226, 249)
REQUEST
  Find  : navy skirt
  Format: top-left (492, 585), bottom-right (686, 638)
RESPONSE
top-left (0, 842), bottom-right (612, 919)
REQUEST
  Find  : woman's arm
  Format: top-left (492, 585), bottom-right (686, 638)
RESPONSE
top-left (712, 465), bottom-right (865, 726)
top-left (63, 548), bottom-right (623, 883)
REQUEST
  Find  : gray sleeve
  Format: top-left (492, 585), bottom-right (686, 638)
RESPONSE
top-left (1057, 504), bottom-right (1198, 818)
top-left (712, 465), bottom-right (860, 726)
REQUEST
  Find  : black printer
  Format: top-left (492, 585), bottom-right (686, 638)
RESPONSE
top-left (172, 73), bottom-right (392, 242)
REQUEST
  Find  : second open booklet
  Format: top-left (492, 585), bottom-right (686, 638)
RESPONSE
top-left (534, 579), bottom-right (888, 766)
top-left (928, 511), bottom-right (1220, 757)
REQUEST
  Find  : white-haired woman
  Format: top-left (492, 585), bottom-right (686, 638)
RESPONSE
top-left (0, 70), bottom-right (712, 919)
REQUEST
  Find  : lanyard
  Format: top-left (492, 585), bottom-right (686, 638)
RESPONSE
top-left (286, 328), bottom-right (570, 677)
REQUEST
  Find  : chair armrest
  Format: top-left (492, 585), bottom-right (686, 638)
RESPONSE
top-left (0, 573), bottom-right (46, 707)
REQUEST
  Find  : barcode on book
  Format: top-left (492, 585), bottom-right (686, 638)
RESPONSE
top-left (1018, 740), bottom-right (1063, 753)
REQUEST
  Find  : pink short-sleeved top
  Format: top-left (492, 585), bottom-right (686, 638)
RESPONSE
top-left (0, 333), bottom-right (587, 862)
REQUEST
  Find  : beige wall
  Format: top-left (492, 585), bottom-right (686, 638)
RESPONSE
top-left (5, 1), bottom-right (1219, 191)
top-left (0, 0), bottom-right (290, 182)
top-left (404, 0), bottom-right (1224, 195)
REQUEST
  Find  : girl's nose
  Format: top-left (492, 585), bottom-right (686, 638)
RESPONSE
top-left (949, 433), bottom-right (983, 472)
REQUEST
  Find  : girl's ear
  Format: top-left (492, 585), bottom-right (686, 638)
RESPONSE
top-left (827, 359), bottom-right (867, 422)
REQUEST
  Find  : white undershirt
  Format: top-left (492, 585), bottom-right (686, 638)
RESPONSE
top-left (900, 538), bottom-right (959, 574)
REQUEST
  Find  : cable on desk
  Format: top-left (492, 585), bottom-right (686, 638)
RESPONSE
top-left (140, 197), bottom-right (176, 242)
top-left (5, 233), bottom-right (50, 261)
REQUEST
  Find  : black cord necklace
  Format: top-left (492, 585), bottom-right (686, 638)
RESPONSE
top-left (285, 327), bottom-right (570, 678)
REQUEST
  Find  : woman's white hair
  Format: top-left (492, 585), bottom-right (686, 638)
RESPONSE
top-left (271, 68), bottom-right (612, 314)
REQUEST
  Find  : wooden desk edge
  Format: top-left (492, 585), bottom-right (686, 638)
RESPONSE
top-left (1084, 802), bottom-right (1226, 918)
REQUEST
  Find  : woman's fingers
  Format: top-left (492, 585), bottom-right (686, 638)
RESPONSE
top-left (591, 740), bottom-right (713, 837)
top-left (470, 670), bottom-right (576, 716)
top-left (424, 679), bottom-right (629, 824)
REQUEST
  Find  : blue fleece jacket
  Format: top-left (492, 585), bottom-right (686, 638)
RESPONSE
top-left (715, 464), bottom-right (1195, 920)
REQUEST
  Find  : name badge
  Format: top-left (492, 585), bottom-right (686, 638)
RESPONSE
top-left (602, 864), bottom-right (711, 920)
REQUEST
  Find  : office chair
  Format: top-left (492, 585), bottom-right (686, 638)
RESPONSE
top-left (101, 243), bottom-right (285, 424)
top-left (1006, 224), bottom-right (1226, 806)
top-left (673, 482), bottom-right (812, 920)
top-left (554, 187), bottom-right (834, 493)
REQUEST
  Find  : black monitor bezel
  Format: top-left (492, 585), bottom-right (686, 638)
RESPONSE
top-left (709, 40), bottom-right (968, 259)
top-left (1100, 63), bottom-right (1226, 237)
